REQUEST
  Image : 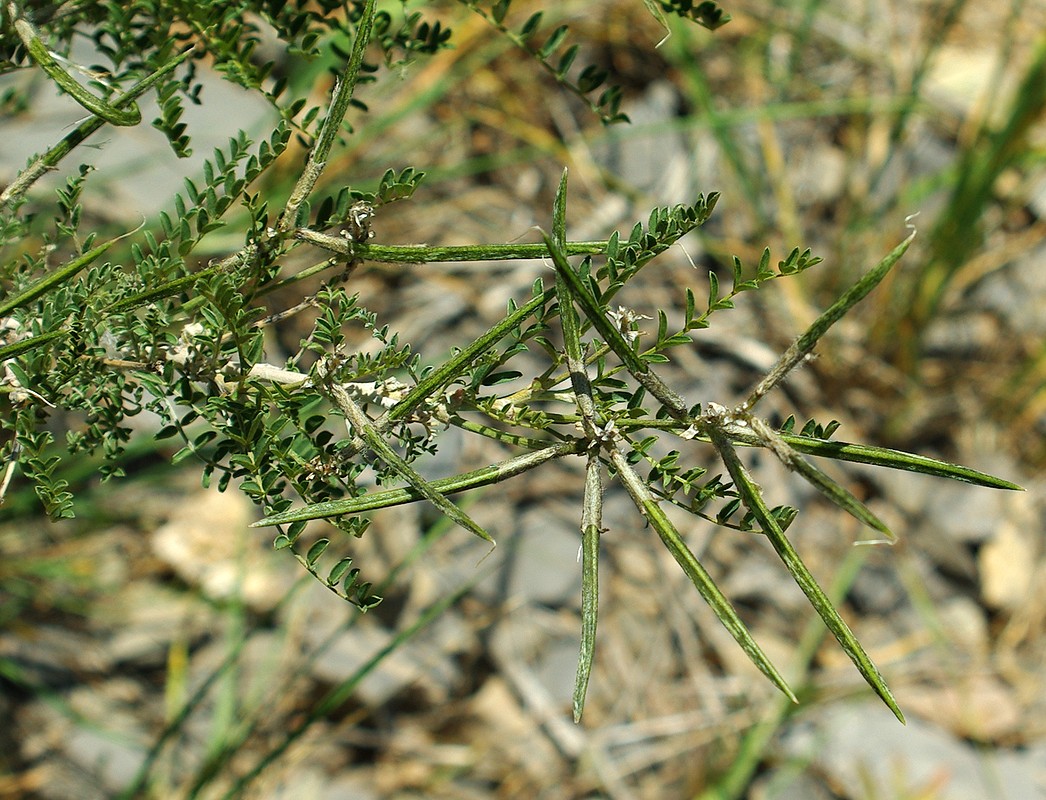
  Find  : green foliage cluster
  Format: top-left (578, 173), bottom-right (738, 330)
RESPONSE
top-left (0, 0), bottom-right (1021, 731)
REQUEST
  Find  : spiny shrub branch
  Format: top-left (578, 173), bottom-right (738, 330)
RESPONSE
top-left (0, 0), bottom-right (1023, 734)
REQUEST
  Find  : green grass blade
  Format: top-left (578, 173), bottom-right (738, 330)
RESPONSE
top-left (221, 573), bottom-right (479, 799)
top-left (914, 34), bottom-right (1046, 334)
top-left (665, 25), bottom-right (770, 229)
top-left (709, 427), bottom-right (905, 723)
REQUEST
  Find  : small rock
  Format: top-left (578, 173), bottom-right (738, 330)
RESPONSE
top-left (63, 727), bottom-right (146, 794)
top-left (749, 771), bottom-right (836, 800)
top-left (594, 81), bottom-right (690, 206)
top-left (922, 311), bottom-right (1001, 358)
top-left (778, 699), bottom-right (1041, 800)
top-left (309, 614), bottom-right (469, 708)
top-left (17, 683), bottom-right (149, 796)
top-left (979, 513), bottom-right (1039, 611)
top-left (489, 609), bottom-right (586, 754)
top-left (95, 581), bottom-right (220, 667)
top-left (151, 487), bottom-right (295, 612)
top-left (925, 480), bottom-right (1010, 544)
top-left (936, 596), bottom-right (990, 656)
top-left (467, 676), bottom-right (564, 782)
top-left (320, 773), bottom-right (380, 800)
top-left (847, 560), bottom-right (907, 615)
top-left (788, 142), bottom-right (848, 206)
top-left (968, 241), bottom-right (1046, 337)
top-left (897, 673), bottom-right (1024, 742)
top-left (723, 555), bottom-right (807, 612)
top-left (506, 503), bottom-right (588, 607)
top-left (923, 45), bottom-right (1002, 120)
top-left (0, 625), bottom-right (110, 687)
top-left (1029, 173), bottom-right (1046, 220)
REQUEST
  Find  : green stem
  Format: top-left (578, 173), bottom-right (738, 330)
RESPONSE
top-left (295, 229), bottom-right (607, 262)
top-left (0, 238), bottom-right (117, 318)
top-left (696, 547), bottom-right (871, 800)
top-left (549, 169), bottom-right (605, 722)
top-left (277, 0), bottom-right (377, 231)
top-left (252, 439), bottom-right (584, 527)
top-left (1, 34), bottom-right (196, 208)
top-left (323, 379), bottom-right (495, 544)
top-left (12, 9), bottom-right (142, 126)
top-left (744, 227), bottom-right (916, 411)
top-left (609, 416), bottom-right (1023, 491)
top-left (574, 452), bottom-right (602, 722)
top-left (607, 443), bottom-right (797, 704)
top-left (708, 425), bottom-right (904, 723)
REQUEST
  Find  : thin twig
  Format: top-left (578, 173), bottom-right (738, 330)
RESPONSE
top-left (276, 0), bottom-right (378, 233)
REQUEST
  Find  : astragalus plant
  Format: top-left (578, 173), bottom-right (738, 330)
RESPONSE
top-left (0, 0), bottom-right (1021, 728)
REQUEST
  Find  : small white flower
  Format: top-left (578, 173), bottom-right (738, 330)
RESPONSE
top-left (2, 363), bottom-right (54, 407)
top-left (606, 306), bottom-right (650, 345)
top-left (705, 402), bottom-right (728, 420)
top-left (0, 317), bottom-right (26, 347)
top-left (373, 377), bottom-right (409, 407)
top-left (592, 419), bottom-right (619, 445)
top-left (341, 201), bottom-right (375, 243)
